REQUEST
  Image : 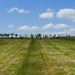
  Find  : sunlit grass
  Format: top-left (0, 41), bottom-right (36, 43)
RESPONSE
top-left (0, 38), bottom-right (75, 75)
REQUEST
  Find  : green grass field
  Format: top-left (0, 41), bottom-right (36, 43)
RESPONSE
top-left (0, 38), bottom-right (75, 75)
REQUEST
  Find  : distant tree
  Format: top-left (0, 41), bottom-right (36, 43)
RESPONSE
top-left (19, 34), bottom-right (22, 38)
top-left (66, 33), bottom-right (68, 37)
top-left (11, 33), bottom-right (14, 38)
top-left (0, 33), bottom-right (2, 38)
top-left (4, 33), bottom-right (10, 38)
top-left (53, 34), bottom-right (56, 38)
top-left (57, 34), bottom-right (60, 39)
top-left (1, 34), bottom-right (4, 38)
top-left (7, 34), bottom-right (10, 38)
top-left (37, 33), bottom-right (41, 39)
top-left (66, 33), bottom-right (70, 37)
top-left (35, 33), bottom-right (38, 39)
top-left (44, 34), bottom-right (48, 39)
top-left (66, 33), bottom-right (69, 37)
top-left (24, 34), bottom-right (29, 38)
top-left (3, 33), bottom-right (6, 38)
top-left (30, 34), bottom-right (34, 39)
top-left (15, 34), bottom-right (18, 38)
top-left (68, 34), bottom-right (70, 37)
top-left (62, 34), bottom-right (64, 37)
top-left (2, 33), bottom-right (5, 38)
top-left (5, 33), bottom-right (8, 38)
top-left (19, 34), bottom-right (24, 38)
top-left (50, 34), bottom-right (51, 38)
top-left (58, 34), bottom-right (60, 37)
top-left (24, 34), bottom-right (27, 38)
top-left (43, 34), bottom-right (45, 38)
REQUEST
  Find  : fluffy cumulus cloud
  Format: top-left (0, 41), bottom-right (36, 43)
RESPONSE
top-left (54, 24), bottom-right (68, 28)
top-left (39, 8), bottom-right (54, 18)
top-left (18, 25), bottom-right (40, 30)
top-left (42, 23), bottom-right (53, 29)
top-left (57, 8), bottom-right (75, 22)
top-left (8, 25), bottom-right (14, 28)
top-left (18, 26), bottom-right (30, 30)
top-left (8, 7), bottom-right (29, 13)
top-left (42, 23), bottom-right (69, 29)
top-left (31, 26), bottom-right (40, 30)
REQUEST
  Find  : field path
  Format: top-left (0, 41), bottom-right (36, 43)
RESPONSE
top-left (18, 39), bottom-right (48, 75)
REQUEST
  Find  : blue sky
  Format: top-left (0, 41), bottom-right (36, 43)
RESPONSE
top-left (0, 0), bottom-right (75, 35)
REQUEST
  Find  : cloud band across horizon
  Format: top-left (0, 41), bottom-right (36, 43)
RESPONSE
top-left (18, 23), bottom-right (69, 31)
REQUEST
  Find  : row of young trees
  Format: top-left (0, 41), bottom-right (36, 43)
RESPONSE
top-left (0, 33), bottom-right (70, 39)
top-left (0, 33), bottom-right (18, 38)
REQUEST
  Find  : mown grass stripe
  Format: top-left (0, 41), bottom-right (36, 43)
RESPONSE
top-left (0, 39), bottom-right (31, 75)
top-left (18, 39), bottom-right (47, 75)
top-left (39, 39), bottom-right (75, 75)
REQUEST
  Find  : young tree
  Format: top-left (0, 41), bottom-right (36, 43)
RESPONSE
top-left (15, 34), bottom-right (18, 38)
top-left (7, 34), bottom-right (10, 38)
top-left (11, 33), bottom-right (14, 38)
top-left (53, 34), bottom-right (56, 38)
top-left (44, 34), bottom-right (48, 39)
top-left (30, 34), bottom-right (34, 39)
top-left (2, 33), bottom-right (5, 38)
top-left (57, 34), bottom-right (60, 39)
top-left (0, 33), bottom-right (2, 38)
top-left (37, 33), bottom-right (42, 39)
top-left (24, 34), bottom-right (29, 38)
top-left (50, 34), bottom-right (51, 38)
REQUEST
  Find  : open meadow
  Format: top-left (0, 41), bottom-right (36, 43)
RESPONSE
top-left (0, 38), bottom-right (75, 75)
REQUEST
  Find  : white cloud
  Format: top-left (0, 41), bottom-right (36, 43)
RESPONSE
top-left (18, 9), bottom-right (29, 13)
top-left (31, 26), bottom-right (40, 30)
top-left (39, 12), bottom-right (53, 18)
top-left (18, 23), bottom-right (69, 31)
top-left (57, 8), bottom-right (75, 22)
top-left (8, 7), bottom-right (29, 13)
top-left (42, 23), bottom-right (69, 29)
top-left (42, 31), bottom-right (68, 35)
top-left (54, 24), bottom-right (68, 28)
top-left (39, 8), bottom-right (54, 18)
top-left (43, 28), bottom-right (75, 36)
top-left (47, 8), bottom-right (52, 12)
top-left (8, 25), bottom-right (14, 28)
top-left (18, 26), bottom-right (30, 30)
top-left (8, 7), bottom-right (18, 12)
top-left (69, 28), bottom-right (75, 32)
top-left (60, 28), bottom-right (75, 35)
top-left (42, 23), bottom-right (53, 29)
top-left (18, 25), bottom-right (40, 30)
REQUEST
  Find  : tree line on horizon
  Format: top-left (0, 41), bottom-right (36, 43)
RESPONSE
top-left (0, 33), bottom-right (71, 39)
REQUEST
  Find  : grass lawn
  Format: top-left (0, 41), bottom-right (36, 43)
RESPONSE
top-left (0, 38), bottom-right (75, 75)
